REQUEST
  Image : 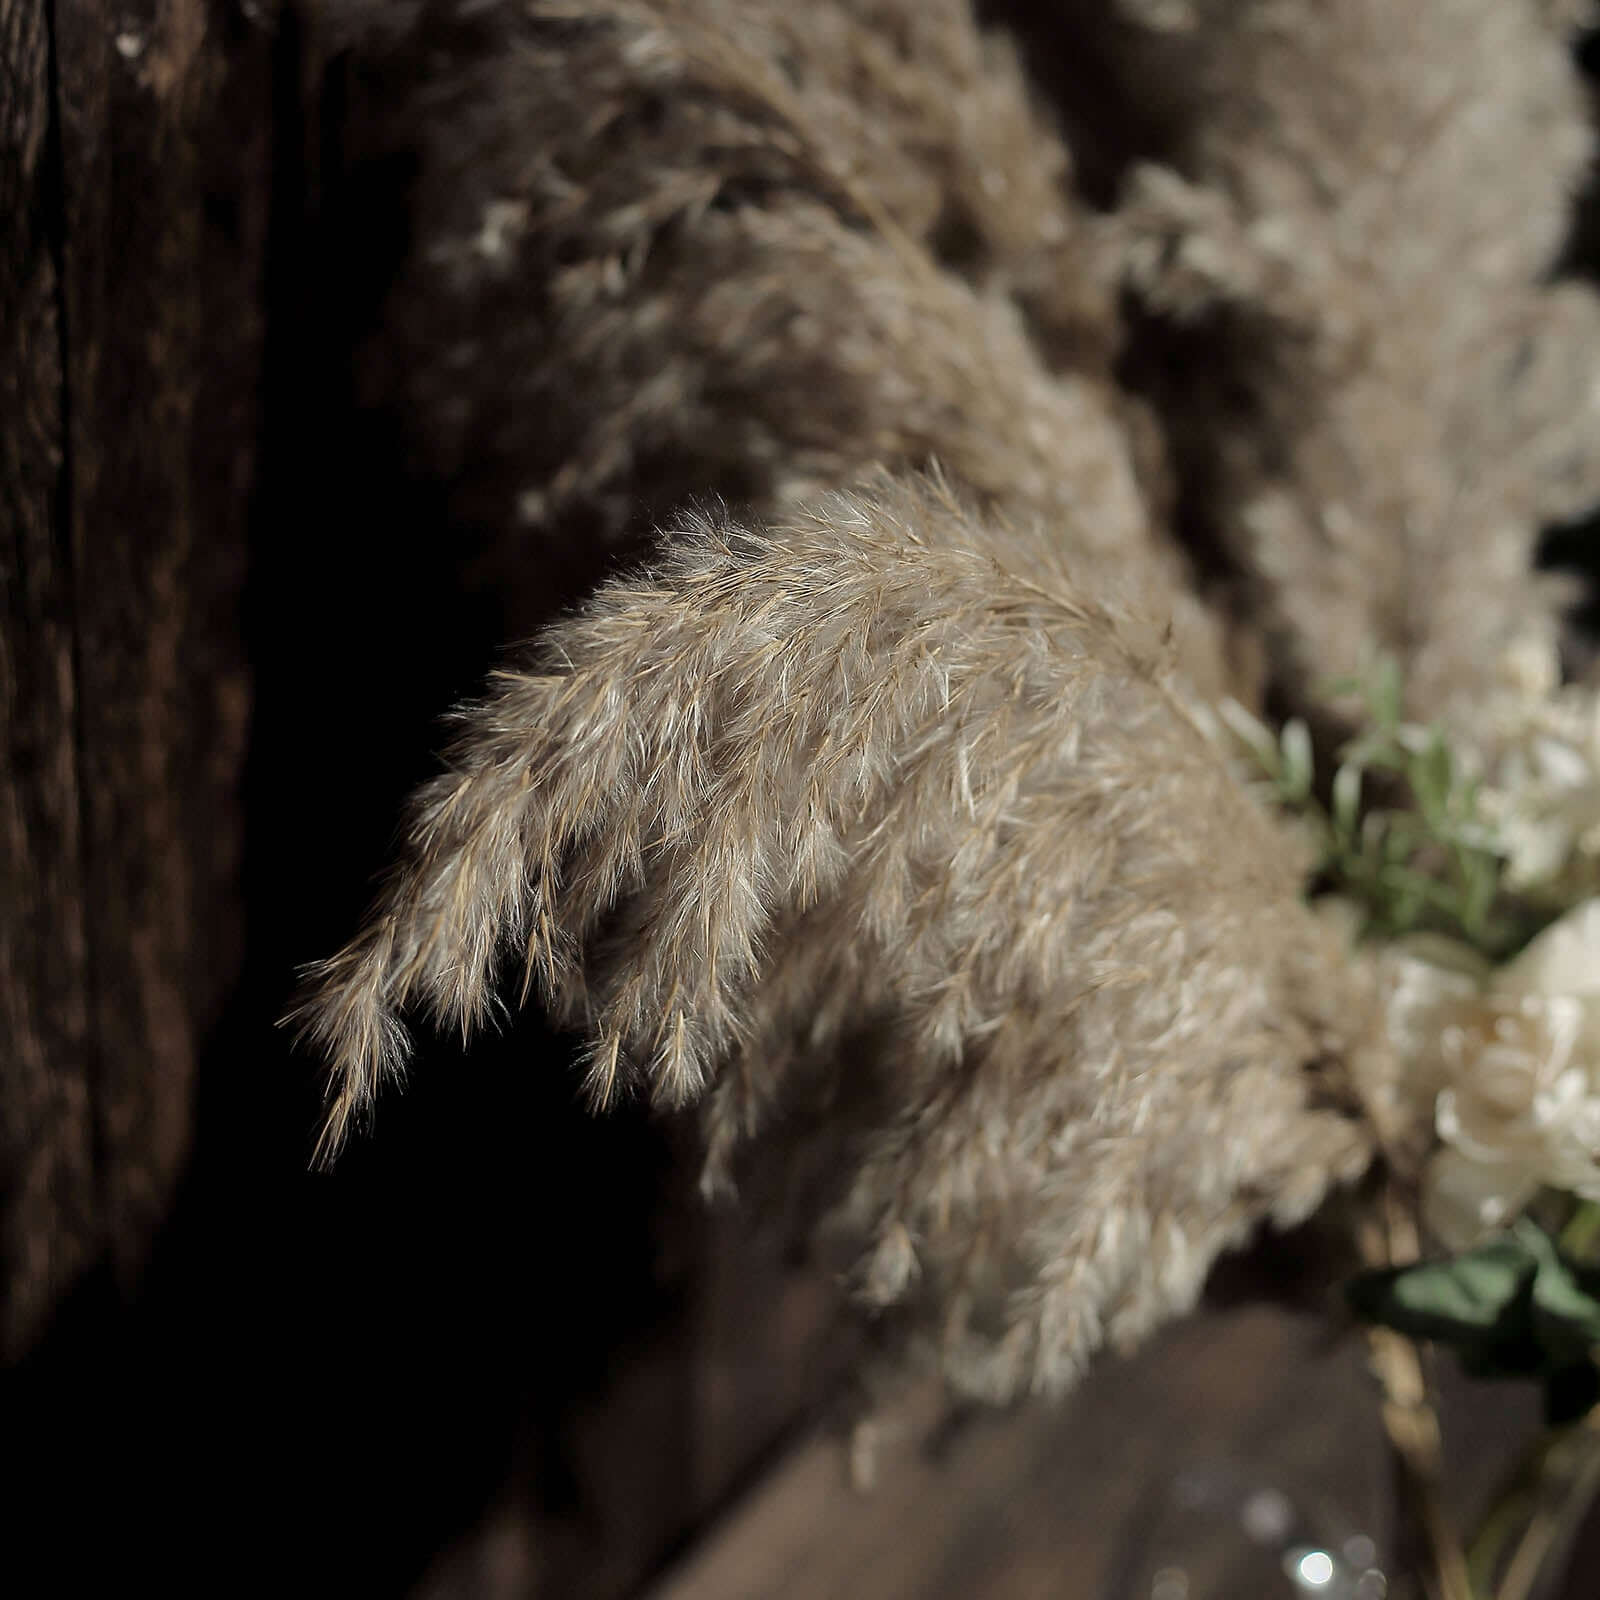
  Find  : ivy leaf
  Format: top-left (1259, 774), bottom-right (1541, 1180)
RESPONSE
top-left (1346, 1224), bottom-right (1600, 1424)
top-left (1527, 1230), bottom-right (1600, 1364)
top-left (1346, 1235), bottom-right (1535, 1344)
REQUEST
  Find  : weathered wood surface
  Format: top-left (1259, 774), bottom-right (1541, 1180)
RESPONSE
top-left (649, 1306), bottom-right (1543, 1600)
top-left (0, 0), bottom-right (91, 1357)
top-left (1, 0), bottom-right (268, 1356)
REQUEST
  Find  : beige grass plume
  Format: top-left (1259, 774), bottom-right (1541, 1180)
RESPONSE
top-left (292, 473), bottom-right (1387, 1395)
top-left (292, 0), bottom-right (1600, 1395)
top-left (1100, 0), bottom-right (1600, 724)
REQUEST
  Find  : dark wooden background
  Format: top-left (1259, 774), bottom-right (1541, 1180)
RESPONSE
top-left (6, 4), bottom-right (1600, 1597)
top-left (2, 4), bottom-right (854, 1591)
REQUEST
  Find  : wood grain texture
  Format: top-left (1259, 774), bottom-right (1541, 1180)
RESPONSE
top-left (0, 0), bottom-right (95, 1358)
top-left (1, 0), bottom-right (269, 1356)
top-left (649, 1307), bottom-right (1542, 1600)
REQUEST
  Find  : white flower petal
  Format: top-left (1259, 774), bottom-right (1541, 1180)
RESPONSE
top-left (1533, 736), bottom-right (1592, 791)
top-left (1422, 1148), bottom-right (1539, 1251)
top-left (1500, 817), bottom-right (1574, 891)
top-left (1505, 898), bottom-right (1600, 997)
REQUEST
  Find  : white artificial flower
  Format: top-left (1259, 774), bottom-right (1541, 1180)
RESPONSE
top-left (1463, 640), bottom-right (1600, 898)
top-left (1382, 899), bottom-right (1600, 1248)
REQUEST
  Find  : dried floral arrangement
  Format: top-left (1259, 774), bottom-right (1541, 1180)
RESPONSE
top-left (297, 1), bottom-right (1600, 1592)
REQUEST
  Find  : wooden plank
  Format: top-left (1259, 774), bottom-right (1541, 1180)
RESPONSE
top-left (0, 0), bottom-right (270, 1355)
top-left (44, 0), bottom-right (267, 1302)
top-left (0, 0), bottom-right (95, 1357)
top-left (649, 1306), bottom-right (1540, 1600)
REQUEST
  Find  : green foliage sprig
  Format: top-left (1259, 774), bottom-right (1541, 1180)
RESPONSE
top-left (1223, 657), bottom-right (1532, 960)
top-left (1235, 660), bottom-right (1600, 1595)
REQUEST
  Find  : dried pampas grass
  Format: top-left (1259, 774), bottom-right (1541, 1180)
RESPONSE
top-left (337, 0), bottom-right (1600, 725)
top-left (337, 0), bottom-right (1228, 681)
top-left (293, 473), bottom-right (1386, 1396)
top-left (1100, 0), bottom-right (1600, 723)
top-left (296, 0), bottom-right (1600, 1396)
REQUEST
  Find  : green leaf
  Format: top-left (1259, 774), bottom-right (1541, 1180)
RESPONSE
top-left (1279, 718), bottom-right (1313, 803)
top-left (1461, 855), bottom-right (1496, 937)
top-left (1332, 763), bottom-right (1362, 834)
top-left (1347, 1225), bottom-right (1600, 1420)
top-left (1560, 1199), bottom-right (1600, 1263)
top-left (1322, 672), bottom-right (1368, 701)
top-left (1412, 730), bottom-right (1454, 822)
top-left (1228, 649), bottom-right (1518, 955)
top-left (1527, 1231), bottom-right (1600, 1358)
top-left (1372, 656), bottom-right (1403, 729)
top-left (1350, 744), bottom-right (1406, 775)
top-left (1346, 1234), bottom-right (1536, 1341)
top-left (1216, 698), bottom-right (1279, 773)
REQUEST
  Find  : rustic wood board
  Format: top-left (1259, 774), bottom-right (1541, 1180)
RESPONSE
top-left (648, 1305), bottom-right (1538, 1600)
top-left (1, 0), bottom-right (269, 1357)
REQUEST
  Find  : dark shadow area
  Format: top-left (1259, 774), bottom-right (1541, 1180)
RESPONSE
top-left (977, 0), bottom-right (1200, 209)
top-left (1540, 24), bottom-right (1600, 668)
top-left (3, 15), bottom-right (688, 1595)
